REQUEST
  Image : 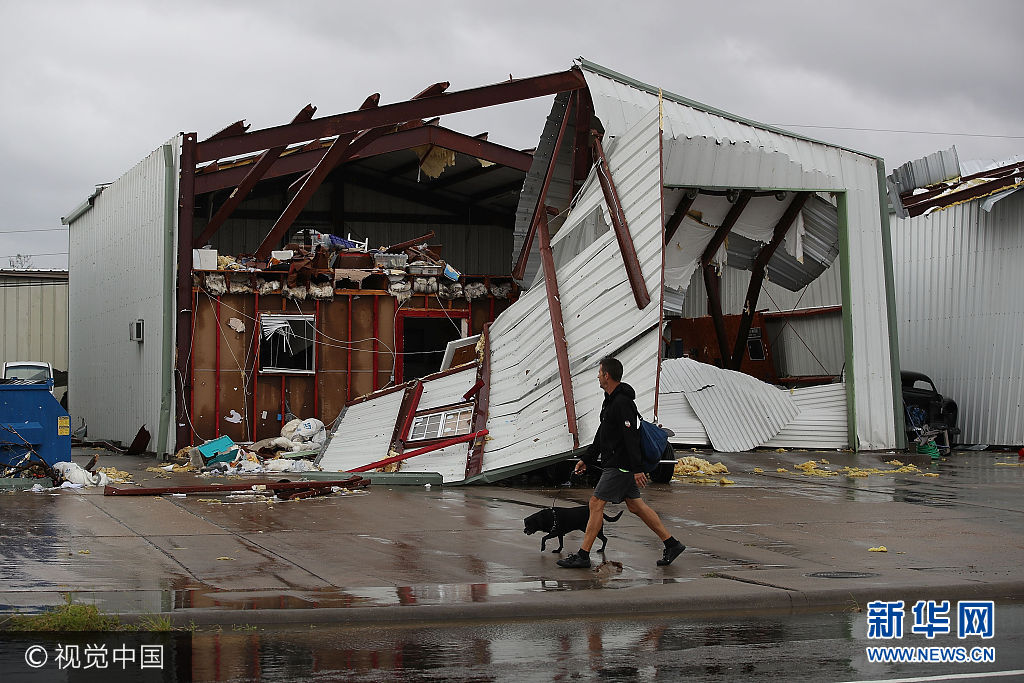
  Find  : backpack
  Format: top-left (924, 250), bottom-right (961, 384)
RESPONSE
top-left (637, 416), bottom-right (669, 473)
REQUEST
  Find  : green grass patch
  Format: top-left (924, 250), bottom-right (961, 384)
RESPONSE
top-left (1, 595), bottom-right (180, 632)
top-left (3, 597), bottom-right (121, 632)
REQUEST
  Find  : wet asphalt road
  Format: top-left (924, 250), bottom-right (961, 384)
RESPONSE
top-left (2, 447), bottom-right (1023, 681)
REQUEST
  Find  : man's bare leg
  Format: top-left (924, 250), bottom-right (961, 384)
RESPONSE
top-left (580, 495), bottom-right (607, 552)
top-left (625, 497), bottom-right (670, 540)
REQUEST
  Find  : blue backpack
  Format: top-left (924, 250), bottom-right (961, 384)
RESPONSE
top-left (637, 417), bottom-right (669, 473)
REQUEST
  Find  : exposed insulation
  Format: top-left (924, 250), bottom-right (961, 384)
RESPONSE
top-left (413, 144), bottom-right (456, 179)
top-left (204, 274), bottom-right (227, 296)
top-left (257, 278), bottom-right (281, 295)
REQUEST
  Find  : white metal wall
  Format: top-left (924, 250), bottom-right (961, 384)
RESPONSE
top-left (0, 275), bottom-right (69, 374)
top-left (892, 191), bottom-right (1024, 445)
top-left (67, 138), bottom-right (179, 448)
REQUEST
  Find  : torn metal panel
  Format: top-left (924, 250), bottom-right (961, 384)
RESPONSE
top-left (659, 358), bottom-right (798, 452)
top-left (888, 146), bottom-right (961, 196)
top-left (658, 360), bottom-right (847, 451)
top-left (725, 195), bottom-right (840, 292)
top-left (317, 388), bottom-right (406, 472)
top-left (415, 364), bottom-right (477, 412)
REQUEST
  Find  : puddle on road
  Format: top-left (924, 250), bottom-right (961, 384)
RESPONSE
top-left (174, 604), bottom-right (1024, 682)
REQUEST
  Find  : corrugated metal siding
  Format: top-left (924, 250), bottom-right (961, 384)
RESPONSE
top-left (416, 366), bottom-right (477, 412)
top-left (892, 190), bottom-right (1024, 445)
top-left (581, 65), bottom-right (898, 449)
top-left (482, 109), bottom-right (664, 474)
top-left (657, 362), bottom-right (847, 451)
top-left (659, 359), bottom-right (798, 451)
top-left (656, 391), bottom-right (710, 445)
top-left (318, 389), bottom-right (406, 471)
top-left (889, 147), bottom-right (960, 195)
top-left (0, 276), bottom-right (69, 376)
top-left (764, 383), bottom-right (848, 449)
top-left (67, 138), bottom-right (178, 447)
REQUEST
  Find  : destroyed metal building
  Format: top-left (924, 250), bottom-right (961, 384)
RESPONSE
top-left (63, 59), bottom-right (904, 468)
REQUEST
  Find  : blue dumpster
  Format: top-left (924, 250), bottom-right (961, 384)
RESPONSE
top-left (0, 379), bottom-right (72, 474)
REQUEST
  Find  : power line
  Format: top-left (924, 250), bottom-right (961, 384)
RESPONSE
top-left (772, 123), bottom-right (1024, 140)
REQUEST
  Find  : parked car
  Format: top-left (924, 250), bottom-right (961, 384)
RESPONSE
top-left (901, 371), bottom-right (959, 440)
top-left (2, 361), bottom-right (55, 395)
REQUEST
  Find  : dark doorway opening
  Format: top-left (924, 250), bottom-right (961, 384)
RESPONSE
top-left (401, 317), bottom-right (463, 381)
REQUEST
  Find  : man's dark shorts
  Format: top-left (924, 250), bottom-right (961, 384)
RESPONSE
top-left (593, 468), bottom-right (641, 504)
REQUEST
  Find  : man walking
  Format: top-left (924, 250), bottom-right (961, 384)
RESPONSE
top-left (557, 357), bottom-right (686, 569)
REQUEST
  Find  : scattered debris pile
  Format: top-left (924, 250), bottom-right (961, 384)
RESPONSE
top-left (184, 417), bottom-right (328, 476)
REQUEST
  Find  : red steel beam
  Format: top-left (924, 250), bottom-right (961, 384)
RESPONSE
top-left (175, 133), bottom-right (198, 451)
top-left (570, 87), bottom-right (594, 195)
top-left (664, 190), bottom-right (699, 245)
top-left (194, 125), bottom-right (534, 194)
top-left (255, 95), bottom-right (383, 259)
top-left (204, 120), bottom-right (250, 141)
top-left (591, 134), bottom-right (652, 310)
top-left (195, 68), bottom-right (586, 162)
top-left (536, 210), bottom-right (580, 448)
top-left (104, 477), bottom-right (369, 496)
top-left (700, 190), bottom-right (753, 363)
top-left (194, 105), bottom-right (316, 248)
top-left (729, 191), bottom-right (810, 371)
top-left (465, 323), bottom-right (491, 478)
top-left (512, 92), bottom-right (575, 280)
top-left (398, 381), bottom-right (424, 442)
top-left (351, 429), bottom-right (489, 473)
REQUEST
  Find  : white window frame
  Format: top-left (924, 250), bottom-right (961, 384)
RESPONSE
top-left (408, 405), bottom-right (474, 442)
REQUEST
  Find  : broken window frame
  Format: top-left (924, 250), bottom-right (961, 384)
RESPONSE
top-left (408, 404), bottom-right (474, 442)
top-left (258, 313), bottom-right (317, 375)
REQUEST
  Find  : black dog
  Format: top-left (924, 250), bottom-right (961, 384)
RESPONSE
top-left (523, 506), bottom-right (624, 553)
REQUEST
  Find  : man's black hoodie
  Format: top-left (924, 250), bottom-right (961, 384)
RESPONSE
top-left (580, 382), bottom-right (643, 473)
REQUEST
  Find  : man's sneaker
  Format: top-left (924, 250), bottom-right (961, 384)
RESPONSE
top-left (657, 542), bottom-right (685, 566)
top-left (557, 552), bottom-right (591, 569)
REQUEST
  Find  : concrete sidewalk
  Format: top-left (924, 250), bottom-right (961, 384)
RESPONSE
top-left (1, 447), bottom-right (1022, 625)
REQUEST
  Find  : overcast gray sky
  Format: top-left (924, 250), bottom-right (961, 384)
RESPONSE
top-left (2, 0), bottom-right (1022, 269)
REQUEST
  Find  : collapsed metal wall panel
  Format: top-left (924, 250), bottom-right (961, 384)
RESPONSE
top-left (318, 389), bottom-right (406, 472)
top-left (764, 383), bottom-right (848, 449)
top-left (482, 109), bottom-right (663, 475)
top-left (892, 191), bottom-right (1024, 445)
top-left (68, 138), bottom-right (178, 448)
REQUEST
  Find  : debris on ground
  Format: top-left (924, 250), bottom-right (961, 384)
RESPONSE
top-left (96, 466), bottom-right (133, 483)
top-left (673, 456), bottom-right (729, 480)
top-left (868, 546), bottom-right (888, 552)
